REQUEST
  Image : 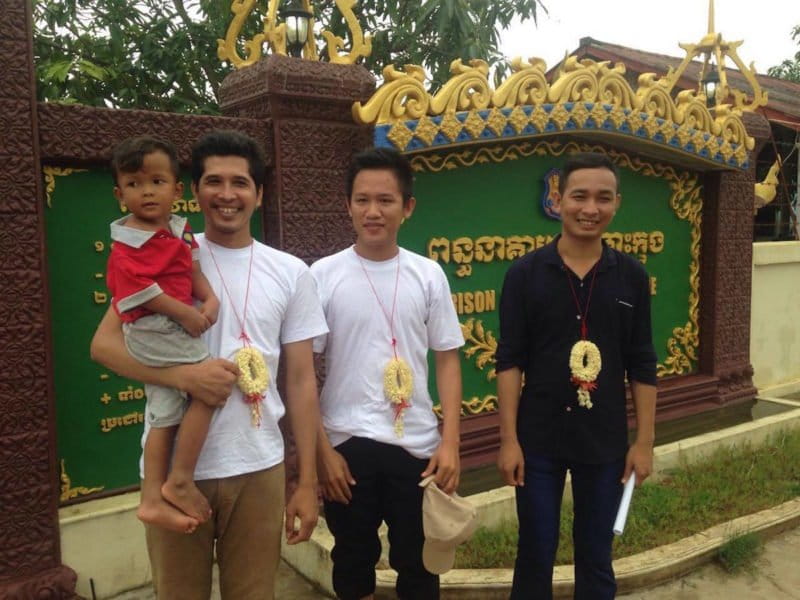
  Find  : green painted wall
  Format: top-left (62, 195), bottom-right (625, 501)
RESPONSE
top-left (45, 168), bottom-right (263, 500)
top-left (399, 151), bottom-right (694, 409)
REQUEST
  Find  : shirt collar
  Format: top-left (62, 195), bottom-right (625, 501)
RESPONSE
top-left (110, 214), bottom-right (187, 248)
top-left (543, 234), bottom-right (618, 272)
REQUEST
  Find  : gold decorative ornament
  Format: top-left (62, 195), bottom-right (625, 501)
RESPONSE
top-left (218, 0), bottom-right (371, 68)
top-left (460, 318), bottom-right (497, 381)
top-left (658, 0), bottom-right (767, 113)
top-left (569, 340), bottom-right (602, 409)
top-left (433, 394), bottom-right (497, 418)
top-left (235, 346), bottom-right (270, 427)
top-left (43, 167), bottom-right (88, 208)
top-left (353, 9), bottom-right (765, 166)
top-left (60, 459), bottom-right (103, 502)
top-left (383, 357), bottom-right (413, 436)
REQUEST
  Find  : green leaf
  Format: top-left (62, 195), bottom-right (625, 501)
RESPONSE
top-left (78, 59), bottom-right (109, 81)
top-left (44, 60), bottom-right (74, 83)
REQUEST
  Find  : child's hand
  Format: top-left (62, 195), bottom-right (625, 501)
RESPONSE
top-left (178, 307), bottom-right (211, 337)
top-left (200, 295), bottom-right (220, 326)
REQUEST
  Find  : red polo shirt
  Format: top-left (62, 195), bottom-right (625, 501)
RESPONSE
top-left (107, 215), bottom-right (199, 323)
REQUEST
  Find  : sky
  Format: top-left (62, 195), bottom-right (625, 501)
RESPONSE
top-left (500, 0), bottom-right (799, 75)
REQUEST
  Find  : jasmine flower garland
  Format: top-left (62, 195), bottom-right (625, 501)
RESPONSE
top-left (569, 340), bottom-right (601, 409)
top-left (384, 357), bottom-right (413, 436)
top-left (235, 346), bottom-right (269, 427)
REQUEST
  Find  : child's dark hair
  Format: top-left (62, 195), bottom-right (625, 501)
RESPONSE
top-left (559, 152), bottom-right (620, 194)
top-left (346, 147), bottom-right (414, 203)
top-left (191, 130), bottom-right (266, 189)
top-left (111, 136), bottom-right (180, 184)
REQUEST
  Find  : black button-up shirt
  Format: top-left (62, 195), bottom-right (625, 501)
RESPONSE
top-left (496, 237), bottom-right (657, 463)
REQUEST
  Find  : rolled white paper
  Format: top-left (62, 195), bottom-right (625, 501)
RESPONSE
top-left (613, 472), bottom-right (636, 536)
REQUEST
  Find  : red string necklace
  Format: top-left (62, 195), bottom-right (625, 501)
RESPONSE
top-left (207, 240), bottom-right (255, 346)
top-left (207, 240), bottom-right (267, 427)
top-left (564, 262), bottom-right (599, 340)
top-left (564, 260), bottom-right (602, 408)
top-left (355, 248), bottom-right (411, 427)
top-left (355, 249), bottom-right (401, 361)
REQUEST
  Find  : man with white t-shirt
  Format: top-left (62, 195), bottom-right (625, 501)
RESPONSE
top-left (91, 130), bottom-right (327, 599)
top-left (312, 147), bottom-right (464, 600)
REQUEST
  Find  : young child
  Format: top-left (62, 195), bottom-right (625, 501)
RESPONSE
top-left (106, 136), bottom-right (220, 533)
top-left (312, 147), bottom-right (464, 599)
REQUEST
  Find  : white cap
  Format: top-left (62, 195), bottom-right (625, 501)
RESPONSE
top-left (419, 475), bottom-right (479, 574)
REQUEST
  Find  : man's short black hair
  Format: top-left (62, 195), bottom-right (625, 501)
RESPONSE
top-left (111, 136), bottom-right (180, 185)
top-left (191, 130), bottom-right (267, 189)
top-left (559, 152), bottom-right (620, 195)
top-left (346, 147), bottom-right (414, 203)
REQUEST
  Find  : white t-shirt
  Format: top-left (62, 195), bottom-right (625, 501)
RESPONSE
top-left (140, 235), bottom-right (328, 480)
top-left (311, 246), bottom-right (464, 458)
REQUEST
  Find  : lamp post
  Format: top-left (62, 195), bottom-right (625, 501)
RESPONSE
top-left (702, 64), bottom-right (720, 108)
top-left (282, 0), bottom-right (312, 58)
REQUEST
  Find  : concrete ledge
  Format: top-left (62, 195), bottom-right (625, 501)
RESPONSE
top-left (752, 241), bottom-right (800, 266)
top-left (758, 379), bottom-right (800, 399)
top-left (61, 409), bottom-right (800, 599)
top-left (282, 409), bottom-right (800, 599)
top-left (59, 491), bottom-right (149, 599)
top-left (370, 498), bottom-right (800, 599)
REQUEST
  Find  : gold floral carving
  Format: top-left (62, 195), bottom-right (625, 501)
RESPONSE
top-left (440, 113), bottom-right (463, 141)
top-left (491, 57), bottom-right (548, 108)
top-left (60, 459), bottom-right (104, 502)
top-left (352, 64), bottom-right (428, 123)
top-left (429, 59), bottom-right (492, 114)
top-left (218, 0), bottom-right (371, 68)
top-left (411, 142), bottom-right (701, 377)
top-left (414, 116), bottom-right (439, 146)
top-left (353, 54), bottom-right (756, 162)
top-left (43, 166), bottom-right (88, 208)
top-left (433, 394), bottom-right (498, 418)
top-left (460, 318), bottom-right (497, 382)
top-left (320, 0), bottom-right (372, 64)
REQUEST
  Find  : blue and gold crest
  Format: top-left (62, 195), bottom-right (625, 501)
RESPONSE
top-left (542, 168), bottom-right (561, 221)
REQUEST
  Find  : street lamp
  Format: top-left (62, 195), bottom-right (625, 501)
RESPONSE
top-left (282, 0), bottom-right (312, 58)
top-left (702, 64), bottom-right (720, 108)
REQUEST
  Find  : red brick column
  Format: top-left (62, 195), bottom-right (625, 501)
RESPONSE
top-left (0, 1), bottom-right (77, 596)
top-left (219, 54), bottom-right (375, 262)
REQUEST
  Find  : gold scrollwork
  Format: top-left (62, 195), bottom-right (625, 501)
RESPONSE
top-left (60, 459), bottom-right (104, 502)
top-left (354, 50), bottom-right (757, 161)
top-left (460, 318), bottom-right (497, 382)
top-left (218, 0), bottom-right (370, 68)
top-left (43, 167), bottom-right (88, 209)
top-left (433, 394), bottom-right (498, 418)
top-left (413, 141), bottom-right (701, 376)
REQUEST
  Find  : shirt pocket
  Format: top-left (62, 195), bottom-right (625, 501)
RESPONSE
top-left (614, 295), bottom-right (636, 342)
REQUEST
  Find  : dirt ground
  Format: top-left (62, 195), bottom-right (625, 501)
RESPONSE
top-left (111, 526), bottom-right (800, 599)
top-left (618, 525), bottom-right (800, 600)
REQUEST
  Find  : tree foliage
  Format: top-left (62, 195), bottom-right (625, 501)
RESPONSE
top-left (768, 25), bottom-right (800, 83)
top-left (34, 0), bottom-right (544, 115)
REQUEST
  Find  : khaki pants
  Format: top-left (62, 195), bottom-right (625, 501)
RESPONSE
top-left (145, 463), bottom-right (285, 599)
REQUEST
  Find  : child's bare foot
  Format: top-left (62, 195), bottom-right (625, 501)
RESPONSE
top-left (162, 477), bottom-right (212, 522)
top-left (137, 497), bottom-right (199, 534)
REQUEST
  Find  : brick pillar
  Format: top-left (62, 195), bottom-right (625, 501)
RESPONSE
top-left (218, 54), bottom-right (375, 262)
top-left (218, 55), bottom-right (375, 487)
top-left (0, 1), bottom-right (77, 597)
top-left (698, 112), bottom-right (771, 405)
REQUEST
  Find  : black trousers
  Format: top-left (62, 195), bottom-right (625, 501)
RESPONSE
top-left (323, 436), bottom-right (439, 600)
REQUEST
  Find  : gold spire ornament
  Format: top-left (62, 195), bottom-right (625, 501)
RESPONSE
top-left (218, 0), bottom-right (371, 68)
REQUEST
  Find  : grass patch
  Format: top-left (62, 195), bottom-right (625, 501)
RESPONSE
top-left (455, 428), bottom-right (800, 568)
top-left (716, 531), bottom-right (762, 574)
